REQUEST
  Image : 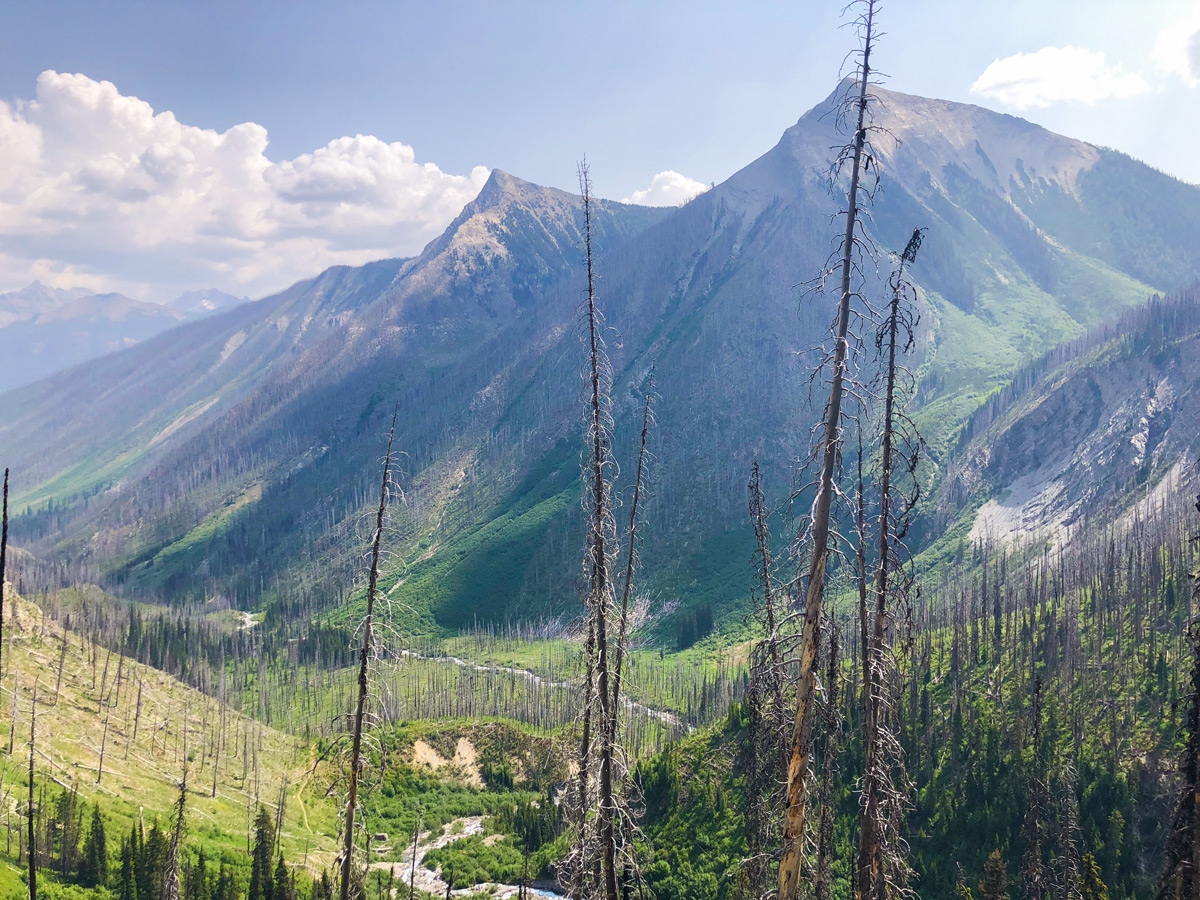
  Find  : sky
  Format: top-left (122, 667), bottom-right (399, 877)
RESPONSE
top-left (0, 0), bottom-right (1197, 302)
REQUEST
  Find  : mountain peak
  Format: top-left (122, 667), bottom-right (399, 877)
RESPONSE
top-left (465, 168), bottom-right (580, 215)
top-left (784, 80), bottom-right (1100, 197)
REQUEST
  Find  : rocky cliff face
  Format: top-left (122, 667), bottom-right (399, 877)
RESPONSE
top-left (942, 293), bottom-right (1200, 549)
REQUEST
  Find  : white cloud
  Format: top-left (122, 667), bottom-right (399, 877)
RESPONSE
top-left (1153, 5), bottom-right (1200, 87)
top-left (970, 46), bottom-right (1150, 109)
top-left (622, 170), bottom-right (709, 207)
top-left (0, 71), bottom-right (490, 299)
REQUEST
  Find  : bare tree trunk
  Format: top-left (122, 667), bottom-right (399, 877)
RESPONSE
top-left (743, 462), bottom-right (788, 900)
top-left (163, 764), bottom-right (188, 900)
top-left (1163, 487), bottom-right (1200, 897)
top-left (577, 161), bottom-right (620, 900)
top-left (857, 227), bottom-right (922, 900)
top-left (97, 703), bottom-right (112, 784)
top-left (574, 613), bottom-right (597, 900)
top-left (130, 678), bottom-right (144, 757)
top-left (408, 809), bottom-right (420, 900)
top-left (779, 6), bottom-right (877, 898)
top-left (27, 681), bottom-right (37, 900)
top-left (856, 428), bottom-right (870, 692)
top-left (340, 406), bottom-right (398, 900)
top-left (610, 370), bottom-right (654, 739)
top-left (749, 460), bottom-right (786, 763)
top-left (814, 623), bottom-right (842, 900)
top-left (1, 469), bottom-right (7, 680)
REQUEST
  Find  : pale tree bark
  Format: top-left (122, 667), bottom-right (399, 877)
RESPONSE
top-left (814, 622), bottom-right (842, 900)
top-left (27, 681), bottom-right (37, 900)
top-left (340, 406), bottom-right (399, 900)
top-left (1162, 486), bottom-right (1200, 898)
top-left (779, 4), bottom-right (878, 898)
top-left (857, 227), bottom-right (922, 900)
top-left (1, 468), bottom-right (7, 680)
top-left (610, 370), bottom-right (654, 742)
top-left (163, 764), bottom-right (189, 900)
top-left (743, 460), bottom-right (789, 900)
top-left (576, 160), bottom-right (620, 900)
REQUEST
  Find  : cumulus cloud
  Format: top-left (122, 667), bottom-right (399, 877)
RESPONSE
top-left (0, 71), bottom-right (490, 299)
top-left (1153, 5), bottom-right (1200, 87)
top-left (622, 170), bottom-right (710, 207)
top-left (970, 46), bottom-right (1150, 109)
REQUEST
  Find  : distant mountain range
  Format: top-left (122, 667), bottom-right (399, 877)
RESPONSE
top-left (0, 282), bottom-right (248, 390)
top-left (1, 81), bottom-right (1197, 629)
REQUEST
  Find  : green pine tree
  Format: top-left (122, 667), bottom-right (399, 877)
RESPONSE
top-left (248, 807), bottom-right (276, 900)
top-left (186, 850), bottom-right (210, 900)
top-left (119, 837), bottom-right (136, 900)
top-left (216, 863), bottom-right (238, 900)
top-left (79, 804), bottom-right (108, 887)
top-left (138, 821), bottom-right (168, 900)
top-left (274, 857), bottom-right (296, 900)
top-left (1080, 853), bottom-right (1109, 900)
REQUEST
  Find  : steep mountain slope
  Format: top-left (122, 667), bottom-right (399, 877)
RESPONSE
top-left (2, 84), bottom-right (1198, 628)
top-left (935, 289), bottom-right (1200, 552)
top-left (1, 176), bottom-right (664, 603)
top-left (0, 259), bottom-right (407, 510)
top-left (0, 590), bottom-right (338, 868)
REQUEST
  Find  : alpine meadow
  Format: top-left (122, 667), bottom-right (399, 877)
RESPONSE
top-left (1, 4), bottom-right (1200, 900)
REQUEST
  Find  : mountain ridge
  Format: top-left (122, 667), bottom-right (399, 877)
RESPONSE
top-left (1, 82), bottom-right (1197, 630)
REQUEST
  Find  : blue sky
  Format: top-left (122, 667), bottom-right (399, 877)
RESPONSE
top-left (1, 0), bottom-right (1197, 300)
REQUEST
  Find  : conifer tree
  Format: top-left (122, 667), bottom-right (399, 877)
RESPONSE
top-left (274, 857), bottom-right (296, 900)
top-left (118, 837), bottom-right (135, 900)
top-left (139, 822), bottom-right (168, 900)
top-left (79, 804), bottom-right (108, 888)
top-left (1079, 854), bottom-right (1108, 900)
top-left (569, 159), bottom-right (620, 900)
top-left (956, 865), bottom-right (976, 900)
top-left (249, 807), bottom-right (276, 900)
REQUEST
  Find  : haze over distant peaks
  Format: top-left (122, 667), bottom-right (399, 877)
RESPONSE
top-left (169, 288), bottom-right (249, 316)
top-left (0, 281), bottom-right (251, 390)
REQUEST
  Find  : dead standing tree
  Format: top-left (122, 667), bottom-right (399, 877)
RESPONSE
top-left (27, 681), bottom-right (37, 900)
top-left (609, 369), bottom-right (654, 747)
top-left (1, 468), bottom-right (8, 679)
top-left (607, 371), bottom-right (655, 896)
top-left (814, 621), bottom-right (843, 900)
top-left (857, 227), bottom-right (923, 900)
top-left (779, 3), bottom-right (880, 898)
top-left (568, 160), bottom-right (621, 900)
top-left (339, 407), bottom-right (399, 900)
top-left (1161, 482), bottom-right (1200, 898)
top-left (163, 763), bottom-right (189, 900)
top-left (742, 461), bottom-right (789, 900)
